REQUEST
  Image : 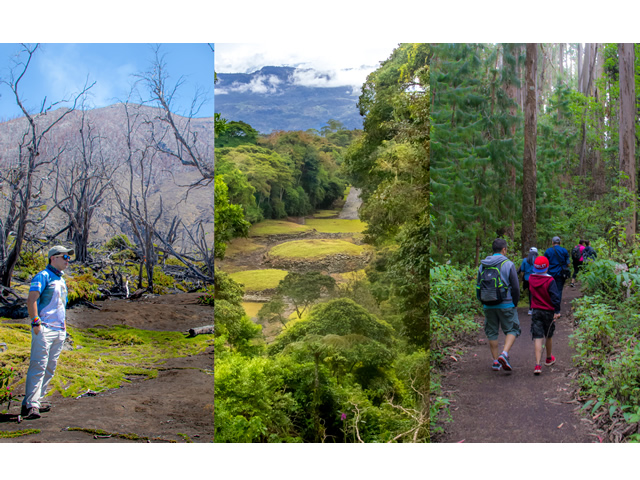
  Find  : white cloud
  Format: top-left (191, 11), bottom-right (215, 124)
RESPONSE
top-left (216, 43), bottom-right (398, 91)
top-left (217, 74), bottom-right (283, 95)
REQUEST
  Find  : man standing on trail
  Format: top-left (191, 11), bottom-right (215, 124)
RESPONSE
top-left (21, 246), bottom-right (74, 420)
top-left (544, 237), bottom-right (570, 316)
top-left (476, 238), bottom-right (521, 372)
top-left (528, 256), bottom-right (561, 375)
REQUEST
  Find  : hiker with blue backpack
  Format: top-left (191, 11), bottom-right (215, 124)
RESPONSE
top-left (518, 247), bottom-right (539, 316)
top-left (476, 238), bottom-right (521, 372)
top-left (544, 236), bottom-right (571, 316)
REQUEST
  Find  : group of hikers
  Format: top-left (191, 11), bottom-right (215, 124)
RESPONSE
top-left (476, 236), bottom-right (597, 375)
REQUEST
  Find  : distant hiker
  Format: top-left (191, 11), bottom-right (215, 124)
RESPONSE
top-left (476, 238), bottom-right (521, 372)
top-left (518, 247), bottom-right (538, 315)
top-left (21, 246), bottom-right (74, 420)
top-left (582, 240), bottom-right (597, 263)
top-left (544, 236), bottom-right (570, 316)
top-left (528, 256), bottom-right (561, 375)
top-left (570, 239), bottom-right (586, 287)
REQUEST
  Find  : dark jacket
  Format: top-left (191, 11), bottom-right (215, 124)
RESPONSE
top-left (544, 245), bottom-right (570, 277)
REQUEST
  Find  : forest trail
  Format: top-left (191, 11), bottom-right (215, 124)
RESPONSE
top-left (439, 282), bottom-right (602, 443)
top-left (338, 187), bottom-right (362, 219)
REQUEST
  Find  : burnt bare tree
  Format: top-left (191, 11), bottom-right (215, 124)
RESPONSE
top-left (54, 99), bottom-right (120, 263)
top-left (112, 101), bottom-right (164, 292)
top-left (138, 45), bottom-right (214, 284)
top-left (0, 44), bottom-right (93, 289)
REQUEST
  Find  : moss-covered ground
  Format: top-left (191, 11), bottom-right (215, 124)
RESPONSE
top-left (0, 323), bottom-right (213, 398)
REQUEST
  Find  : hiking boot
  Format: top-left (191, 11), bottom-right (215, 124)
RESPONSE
top-left (498, 352), bottom-right (512, 371)
top-left (571, 282), bottom-right (575, 287)
top-left (534, 365), bottom-right (542, 375)
top-left (544, 355), bottom-right (556, 366)
top-left (492, 360), bottom-right (502, 371)
top-left (21, 404), bottom-right (50, 416)
top-left (24, 407), bottom-right (41, 420)
top-left (528, 309), bottom-right (533, 315)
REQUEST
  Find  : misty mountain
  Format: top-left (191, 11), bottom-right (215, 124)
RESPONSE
top-left (215, 66), bottom-right (364, 133)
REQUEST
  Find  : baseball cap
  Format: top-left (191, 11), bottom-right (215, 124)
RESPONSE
top-left (48, 245), bottom-right (75, 259)
top-left (529, 247), bottom-right (538, 253)
top-left (552, 236), bottom-right (561, 244)
top-left (533, 256), bottom-right (549, 273)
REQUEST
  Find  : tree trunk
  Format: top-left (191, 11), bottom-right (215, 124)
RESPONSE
top-left (618, 43), bottom-right (637, 244)
top-left (522, 44), bottom-right (538, 257)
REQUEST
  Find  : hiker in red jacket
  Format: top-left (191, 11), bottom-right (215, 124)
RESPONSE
top-left (528, 256), bottom-right (561, 375)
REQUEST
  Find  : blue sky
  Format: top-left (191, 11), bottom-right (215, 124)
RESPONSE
top-left (0, 43), bottom-right (214, 121)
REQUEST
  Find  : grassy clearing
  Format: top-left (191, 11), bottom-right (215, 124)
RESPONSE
top-left (269, 239), bottom-right (367, 260)
top-left (312, 209), bottom-right (341, 218)
top-left (224, 238), bottom-right (264, 257)
top-left (242, 302), bottom-right (266, 318)
top-left (332, 269), bottom-right (368, 283)
top-left (305, 218), bottom-right (365, 234)
top-left (229, 269), bottom-right (289, 292)
top-left (249, 220), bottom-right (312, 237)
top-left (0, 324), bottom-right (213, 398)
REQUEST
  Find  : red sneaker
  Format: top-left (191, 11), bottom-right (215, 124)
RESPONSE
top-left (544, 356), bottom-right (556, 366)
top-left (534, 365), bottom-right (542, 375)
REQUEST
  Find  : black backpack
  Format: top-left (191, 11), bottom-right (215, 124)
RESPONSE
top-left (583, 246), bottom-right (596, 262)
top-left (477, 261), bottom-right (508, 306)
top-left (571, 245), bottom-right (582, 262)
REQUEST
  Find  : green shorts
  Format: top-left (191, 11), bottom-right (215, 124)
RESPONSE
top-left (483, 307), bottom-right (521, 341)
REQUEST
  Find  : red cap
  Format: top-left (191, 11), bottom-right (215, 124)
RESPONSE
top-left (533, 256), bottom-right (549, 273)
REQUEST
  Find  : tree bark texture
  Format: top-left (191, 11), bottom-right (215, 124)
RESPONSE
top-left (618, 43), bottom-right (637, 242)
top-left (522, 43), bottom-right (538, 256)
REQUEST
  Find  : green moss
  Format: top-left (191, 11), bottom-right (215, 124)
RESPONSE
top-left (229, 269), bottom-right (289, 292)
top-left (0, 324), bottom-right (213, 398)
top-left (0, 429), bottom-right (40, 438)
top-left (67, 427), bottom-right (177, 443)
top-left (177, 433), bottom-right (194, 443)
top-left (67, 272), bottom-right (102, 303)
top-left (104, 235), bottom-right (134, 250)
top-left (269, 239), bottom-right (367, 259)
top-left (249, 220), bottom-right (312, 237)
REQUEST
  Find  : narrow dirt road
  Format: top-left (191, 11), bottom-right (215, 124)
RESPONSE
top-left (439, 282), bottom-right (602, 443)
top-left (338, 187), bottom-right (362, 219)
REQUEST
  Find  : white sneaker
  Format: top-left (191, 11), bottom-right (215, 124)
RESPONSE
top-left (528, 309), bottom-right (533, 315)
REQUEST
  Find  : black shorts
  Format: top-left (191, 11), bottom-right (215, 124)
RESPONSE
top-left (530, 309), bottom-right (556, 339)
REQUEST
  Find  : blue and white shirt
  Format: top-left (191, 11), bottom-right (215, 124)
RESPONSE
top-left (30, 265), bottom-right (68, 330)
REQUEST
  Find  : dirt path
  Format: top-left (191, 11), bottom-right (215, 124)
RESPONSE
top-left (1, 293), bottom-right (214, 443)
top-left (438, 282), bottom-right (602, 443)
top-left (338, 187), bottom-right (362, 219)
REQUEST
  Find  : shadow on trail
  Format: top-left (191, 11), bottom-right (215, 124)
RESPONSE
top-left (438, 283), bottom-right (601, 443)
